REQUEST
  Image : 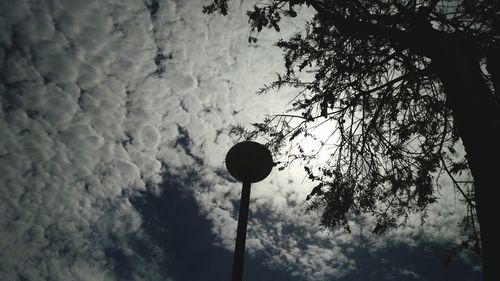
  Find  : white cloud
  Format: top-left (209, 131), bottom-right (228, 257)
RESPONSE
top-left (0, 0), bottom-right (165, 279)
top-left (0, 0), bottom-right (478, 280)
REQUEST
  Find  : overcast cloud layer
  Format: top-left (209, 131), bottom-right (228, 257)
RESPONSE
top-left (0, 0), bottom-right (480, 280)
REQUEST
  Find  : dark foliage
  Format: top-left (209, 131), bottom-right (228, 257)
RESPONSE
top-left (204, 0), bottom-right (499, 272)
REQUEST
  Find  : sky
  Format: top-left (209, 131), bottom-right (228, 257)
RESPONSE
top-left (0, 0), bottom-right (483, 280)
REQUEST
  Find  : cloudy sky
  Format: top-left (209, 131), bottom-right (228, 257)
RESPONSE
top-left (0, 0), bottom-right (483, 280)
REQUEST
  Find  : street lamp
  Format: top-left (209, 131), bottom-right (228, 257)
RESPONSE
top-left (225, 141), bottom-right (274, 281)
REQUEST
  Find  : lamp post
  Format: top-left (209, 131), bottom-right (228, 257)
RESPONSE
top-left (225, 141), bottom-right (274, 281)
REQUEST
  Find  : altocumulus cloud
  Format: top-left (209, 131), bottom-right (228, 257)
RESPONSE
top-left (0, 0), bottom-right (480, 280)
top-left (0, 0), bottom-right (286, 279)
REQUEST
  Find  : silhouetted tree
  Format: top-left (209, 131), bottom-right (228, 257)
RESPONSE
top-left (204, 1), bottom-right (499, 279)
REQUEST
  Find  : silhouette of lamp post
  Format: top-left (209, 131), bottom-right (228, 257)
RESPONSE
top-left (225, 141), bottom-right (274, 281)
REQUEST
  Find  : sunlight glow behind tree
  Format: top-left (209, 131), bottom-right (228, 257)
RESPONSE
top-left (204, 1), bottom-right (500, 280)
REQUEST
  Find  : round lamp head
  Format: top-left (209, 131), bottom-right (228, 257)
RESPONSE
top-left (225, 141), bottom-right (274, 183)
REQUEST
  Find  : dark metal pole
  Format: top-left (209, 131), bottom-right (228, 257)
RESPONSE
top-left (231, 181), bottom-right (251, 281)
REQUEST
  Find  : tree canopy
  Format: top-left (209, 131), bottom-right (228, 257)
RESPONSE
top-left (204, 1), bottom-right (500, 279)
